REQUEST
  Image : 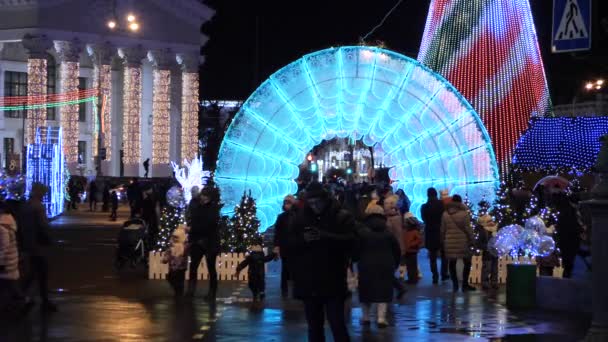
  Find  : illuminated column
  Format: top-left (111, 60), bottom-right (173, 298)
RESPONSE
top-left (148, 49), bottom-right (173, 177)
top-left (119, 46), bottom-right (146, 177)
top-left (55, 39), bottom-right (83, 174)
top-left (21, 34), bottom-right (52, 145)
top-left (177, 53), bottom-right (199, 161)
top-left (88, 43), bottom-right (114, 175)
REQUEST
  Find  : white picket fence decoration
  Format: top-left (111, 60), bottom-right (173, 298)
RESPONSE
top-left (148, 251), bottom-right (250, 281)
top-left (468, 255), bottom-right (564, 284)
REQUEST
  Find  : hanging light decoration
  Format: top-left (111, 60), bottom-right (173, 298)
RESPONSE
top-left (152, 69), bottom-right (171, 165)
top-left (59, 61), bottom-right (80, 164)
top-left (181, 72), bottom-right (199, 160)
top-left (93, 64), bottom-right (112, 161)
top-left (123, 66), bottom-right (142, 165)
top-left (26, 58), bottom-right (47, 145)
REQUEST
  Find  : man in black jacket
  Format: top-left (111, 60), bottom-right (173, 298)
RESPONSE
top-left (288, 182), bottom-right (356, 342)
top-left (273, 194), bottom-right (296, 298)
top-left (185, 187), bottom-right (220, 301)
top-left (420, 187), bottom-right (449, 284)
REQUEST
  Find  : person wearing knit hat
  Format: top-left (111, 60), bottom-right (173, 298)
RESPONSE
top-left (357, 199), bottom-right (400, 328)
top-left (477, 214), bottom-right (499, 290)
top-left (287, 181), bottom-right (356, 341)
top-left (402, 212), bottom-right (423, 284)
top-left (273, 194), bottom-right (297, 297)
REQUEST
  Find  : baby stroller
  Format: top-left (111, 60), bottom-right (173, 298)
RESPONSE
top-left (115, 218), bottom-right (148, 270)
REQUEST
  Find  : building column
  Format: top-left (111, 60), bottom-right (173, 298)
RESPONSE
top-left (583, 135), bottom-right (608, 342)
top-left (119, 45), bottom-right (146, 177)
top-left (177, 53), bottom-right (200, 161)
top-left (55, 39), bottom-right (83, 174)
top-left (21, 34), bottom-right (52, 146)
top-left (148, 49), bottom-right (173, 177)
top-left (88, 42), bottom-right (114, 176)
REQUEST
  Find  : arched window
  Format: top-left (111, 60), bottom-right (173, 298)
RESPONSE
top-left (46, 53), bottom-right (56, 121)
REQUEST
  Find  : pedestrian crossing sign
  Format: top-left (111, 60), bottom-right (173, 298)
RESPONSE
top-left (552, 0), bottom-right (591, 53)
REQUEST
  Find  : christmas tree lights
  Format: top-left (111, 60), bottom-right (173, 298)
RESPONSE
top-left (152, 69), bottom-right (171, 165)
top-left (223, 191), bottom-right (262, 253)
top-left (215, 46), bottom-right (499, 230)
top-left (155, 206), bottom-right (185, 252)
top-left (513, 116), bottom-right (608, 170)
top-left (418, 0), bottom-right (552, 173)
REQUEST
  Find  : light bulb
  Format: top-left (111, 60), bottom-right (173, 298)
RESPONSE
top-left (585, 82), bottom-right (594, 90)
top-left (129, 22), bottom-right (139, 31)
top-left (127, 14), bottom-right (136, 22)
top-left (107, 20), bottom-right (117, 29)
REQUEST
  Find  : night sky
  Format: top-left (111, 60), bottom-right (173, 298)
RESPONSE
top-left (200, 0), bottom-right (608, 105)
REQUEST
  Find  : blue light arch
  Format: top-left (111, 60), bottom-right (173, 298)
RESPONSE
top-left (216, 46), bottom-right (499, 231)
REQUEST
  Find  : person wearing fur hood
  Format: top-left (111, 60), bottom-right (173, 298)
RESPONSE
top-left (162, 225), bottom-right (189, 297)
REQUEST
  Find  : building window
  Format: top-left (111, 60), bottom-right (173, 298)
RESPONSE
top-left (46, 55), bottom-right (57, 121)
top-left (3, 71), bottom-right (28, 118)
top-left (78, 77), bottom-right (87, 122)
top-left (78, 140), bottom-right (86, 164)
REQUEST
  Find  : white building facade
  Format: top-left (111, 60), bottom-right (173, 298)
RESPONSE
top-left (0, 0), bottom-right (213, 177)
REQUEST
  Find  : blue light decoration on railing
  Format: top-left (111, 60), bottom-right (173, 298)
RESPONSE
top-left (512, 116), bottom-right (608, 170)
top-left (26, 127), bottom-right (65, 218)
top-left (215, 46), bottom-right (500, 231)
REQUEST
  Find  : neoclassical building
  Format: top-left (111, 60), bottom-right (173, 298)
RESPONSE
top-left (0, 0), bottom-right (214, 177)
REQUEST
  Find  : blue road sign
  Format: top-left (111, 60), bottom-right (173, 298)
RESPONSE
top-left (552, 0), bottom-right (591, 53)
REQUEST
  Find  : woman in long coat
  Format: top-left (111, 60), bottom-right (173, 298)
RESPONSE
top-left (440, 194), bottom-right (475, 292)
top-left (356, 204), bottom-right (401, 328)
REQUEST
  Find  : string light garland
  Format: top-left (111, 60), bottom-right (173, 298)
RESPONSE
top-left (152, 69), bottom-right (171, 165)
top-left (0, 89), bottom-right (97, 106)
top-left (181, 72), bottom-right (199, 161)
top-left (512, 116), bottom-right (608, 170)
top-left (155, 206), bottom-right (185, 252)
top-left (418, 0), bottom-right (552, 174)
top-left (0, 96), bottom-right (96, 111)
top-left (123, 66), bottom-right (142, 166)
top-left (59, 61), bottom-right (80, 164)
top-left (26, 58), bottom-right (48, 145)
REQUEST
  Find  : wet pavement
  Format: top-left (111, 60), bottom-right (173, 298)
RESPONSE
top-left (0, 205), bottom-right (590, 341)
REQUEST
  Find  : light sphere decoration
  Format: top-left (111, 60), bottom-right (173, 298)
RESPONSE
top-left (537, 235), bottom-right (556, 257)
top-left (525, 216), bottom-right (546, 235)
top-left (519, 229), bottom-right (541, 256)
top-left (166, 185), bottom-right (185, 209)
top-left (215, 46), bottom-right (499, 231)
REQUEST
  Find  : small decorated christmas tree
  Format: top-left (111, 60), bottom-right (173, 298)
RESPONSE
top-left (224, 191), bottom-right (261, 253)
top-left (155, 206), bottom-right (185, 251)
top-left (490, 181), bottom-right (515, 227)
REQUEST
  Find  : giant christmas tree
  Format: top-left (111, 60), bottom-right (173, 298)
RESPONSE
top-left (418, 0), bottom-right (552, 173)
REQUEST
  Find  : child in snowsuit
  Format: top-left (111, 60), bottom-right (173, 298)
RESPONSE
top-left (162, 225), bottom-right (189, 297)
top-left (235, 243), bottom-right (276, 301)
top-left (402, 212), bottom-right (423, 284)
top-left (478, 214), bottom-right (499, 289)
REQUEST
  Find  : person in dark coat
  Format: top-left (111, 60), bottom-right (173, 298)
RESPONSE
top-left (126, 178), bottom-right (143, 218)
top-left (88, 180), bottom-right (98, 211)
top-left (141, 189), bottom-right (159, 246)
top-left (235, 241), bottom-right (276, 302)
top-left (19, 183), bottom-right (57, 312)
top-left (273, 194), bottom-right (296, 298)
top-left (102, 183), bottom-right (110, 212)
top-left (356, 204), bottom-right (400, 328)
top-left (288, 182), bottom-right (356, 342)
top-left (110, 190), bottom-right (119, 221)
top-left (420, 187), bottom-right (448, 284)
top-left (185, 187), bottom-right (220, 301)
top-left (553, 192), bottom-right (582, 278)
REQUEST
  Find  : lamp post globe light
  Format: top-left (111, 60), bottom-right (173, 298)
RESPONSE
top-left (572, 78), bottom-right (605, 116)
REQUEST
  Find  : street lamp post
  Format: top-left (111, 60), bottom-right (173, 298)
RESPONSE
top-left (572, 78), bottom-right (605, 116)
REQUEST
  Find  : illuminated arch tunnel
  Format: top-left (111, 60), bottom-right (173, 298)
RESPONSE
top-left (215, 46), bottom-right (499, 231)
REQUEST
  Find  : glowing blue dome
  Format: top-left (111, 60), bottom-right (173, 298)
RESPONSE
top-left (216, 46), bottom-right (499, 231)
